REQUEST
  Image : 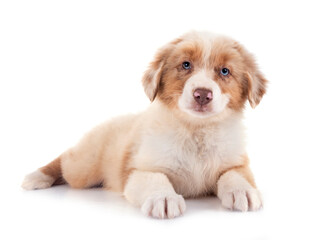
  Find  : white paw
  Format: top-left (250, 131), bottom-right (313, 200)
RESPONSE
top-left (220, 188), bottom-right (263, 212)
top-left (21, 170), bottom-right (55, 190)
top-left (141, 193), bottom-right (186, 219)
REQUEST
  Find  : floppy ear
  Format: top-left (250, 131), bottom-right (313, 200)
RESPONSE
top-left (234, 42), bottom-right (268, 108)
top-left (246, 71), bottom-right (267, 108)
top-left (142, 39), bottom-right (181, 101)
top-left (142, 58), bottom-right (164, 102)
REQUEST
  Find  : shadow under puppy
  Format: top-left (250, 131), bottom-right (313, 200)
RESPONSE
top-left (22, 31), bottom-right (267, 219)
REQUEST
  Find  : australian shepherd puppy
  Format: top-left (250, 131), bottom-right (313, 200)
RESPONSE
top-left (22, 31), bottom-right (267, 219)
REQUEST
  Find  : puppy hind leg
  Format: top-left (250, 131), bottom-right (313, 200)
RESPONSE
top-left (61, 150), bottom-right (104, 189)
top-left (22, 157), bottom-right (63, 190)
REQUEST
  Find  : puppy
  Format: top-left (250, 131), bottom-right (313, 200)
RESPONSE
top-left (22, 31), bottom-right (267, 219)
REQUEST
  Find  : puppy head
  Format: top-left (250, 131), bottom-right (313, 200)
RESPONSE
top-left (142, 31), bottom-right (267, 119)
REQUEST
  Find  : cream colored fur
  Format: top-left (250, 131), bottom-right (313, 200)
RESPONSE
top-left (22, 31), bottom-right (266, 219)
top-left (217, 170), bottom-right (262, 211)
top-left (22, 170), bottom-right (55, 190)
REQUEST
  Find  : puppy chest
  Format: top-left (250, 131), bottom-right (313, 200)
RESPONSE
top-left (135, 129), bottom-right (244, 196)
top-left (164, 133), bottom-right (223, 196)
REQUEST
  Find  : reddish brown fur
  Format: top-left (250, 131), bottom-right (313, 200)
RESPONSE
top-left (157, 42), bottom-right (205, 108)
top-left (40, 157), bottom-right (64, 185)
top-left (142, 38), bottom-right (183, 101)
top-left (40, 157), bottom-right (61, 180)
top-left (210, 46), bottom-right (248, 110)
top-left (145, 36), bottom-right (267, 113)
top-left (233, 42), bottom-right (267, 107)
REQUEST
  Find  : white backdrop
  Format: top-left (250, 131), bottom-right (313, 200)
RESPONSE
top-left (1, 0), bottom-right (323, 239)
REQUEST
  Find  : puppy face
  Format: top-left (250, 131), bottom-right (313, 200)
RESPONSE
top-left (143, 32), bottom-right (267, 119)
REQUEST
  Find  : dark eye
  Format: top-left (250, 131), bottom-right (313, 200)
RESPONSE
top-left (221, 68), bottom-right (229, 76)
top-left (182, 61), bottom-right (191, 70)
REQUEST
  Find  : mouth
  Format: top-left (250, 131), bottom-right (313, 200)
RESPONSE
top-left (194, 107), bottom-right (208, 113)
top-left (192, 103), bottom-right (211, 113)
top-left (185, 103), bottom-right (216, 118)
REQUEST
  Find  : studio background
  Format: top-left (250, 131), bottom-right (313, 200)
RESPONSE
top-left (1, 1), bottom-right (323, 239)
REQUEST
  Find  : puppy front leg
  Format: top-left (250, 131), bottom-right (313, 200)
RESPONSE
top-left (217, 165), bottom-right (263, 212)
top-left (123, 170), bottom-right (186, 219)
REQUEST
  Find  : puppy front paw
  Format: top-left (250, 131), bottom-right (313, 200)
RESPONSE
top-left (141, 193), bottom-right (186, 219)
top-left (220, 188), bottom-right (262, 212)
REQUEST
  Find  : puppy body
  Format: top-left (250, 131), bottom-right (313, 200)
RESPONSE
top-left (130, 101), bottom-right (246, 197)
top-left (22, 31), bottom-right (266, 218)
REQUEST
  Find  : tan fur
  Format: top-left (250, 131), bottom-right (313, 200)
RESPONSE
top-left (39, 157), bottom-right (62, 180)
top-left (218, 154), bottom-right (256, 189)
top-left (22, 31), bottom-right (267, 217)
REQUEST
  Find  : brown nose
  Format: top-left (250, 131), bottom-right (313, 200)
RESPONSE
top-left (193, 88), bottom-right (213, 106)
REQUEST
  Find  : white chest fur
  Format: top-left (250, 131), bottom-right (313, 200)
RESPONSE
top-left (132, 111), bottom-right (246, 197)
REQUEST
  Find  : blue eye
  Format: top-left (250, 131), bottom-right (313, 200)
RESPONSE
top-left (221, 68), bottom-right (229, 76)
top-left (182, 61), bottom-right (191, 70)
